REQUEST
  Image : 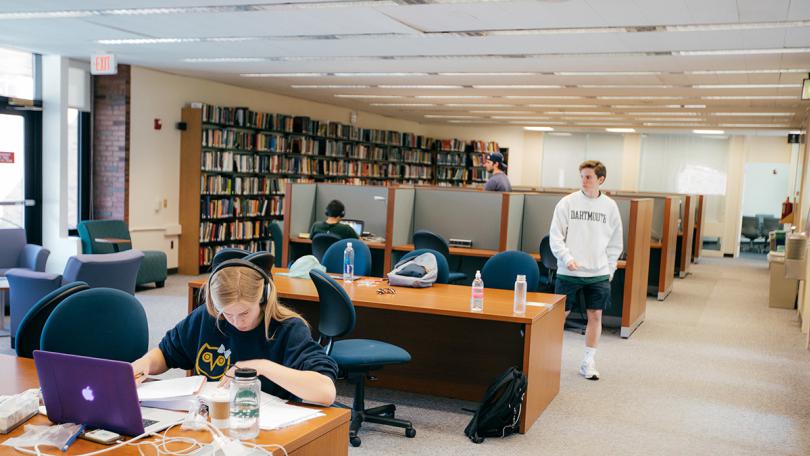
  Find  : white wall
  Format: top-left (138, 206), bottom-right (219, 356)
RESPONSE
top-left (741, 163), bottom-right (790, 217)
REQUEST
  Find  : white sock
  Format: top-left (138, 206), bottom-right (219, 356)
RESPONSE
top-left (583, 347), bottom-right (597, 364)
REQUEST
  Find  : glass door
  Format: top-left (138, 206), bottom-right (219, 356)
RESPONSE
top-left (0, 112), bottom-right (26, 228)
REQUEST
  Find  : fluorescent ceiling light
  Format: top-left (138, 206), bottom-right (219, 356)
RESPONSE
top-left (444, 103), bottom-right (514, 107)
top-left (291, 84), bottom-right (370, 89)
top-left (634, 117), bottom-right (706, 122)
top-left (718, 124), bottom-right (793, 127)
top-left (546, 111), bottom-right (611, 115)
top-left (523, 126), bottom-right (555, 131)
top-left (527, 104), bottom-right (599, 108)
top-left (438, 72), bottom-right (537, 76)
top-left (693, 84), bottom-right (801, 89)
top-left (99, 38), bottom-right (200, 45)
top-left (561, 116), bottom-right (627, 121)
top-left (509, 121), bottom-right (567, 125)
top-left (447, 120), bottom-right (495, 124)
top-left (333, 72), bottom-right (430, 77)
top-left (415, 95), bottom-right (488, 99)
top-left (378, 85), bottom-right (463, 89)
top-left (577, 84), bottom-right (672, 89)
top-left (548, 132), bottom-right (573, 136)
top-left (555, 71), bottom-right (661, 76)
top-left (677, 48), bottom-right (810, 56)
top-left (666, 20), bottom-right (810, 32)
top-left (693, 129), bottom-right (726, 134)
top-left (626, 112), bottom-right (698, 116)
top-left (491, 116), bottom-right (551, 120)
top-left (709, 112), bottom-right (795, 116)
top-left (605, 128), bottom-right (636, 133)
top-left (789, 130), bottom-right (805, 134)
top-left (687, 68), bottom-right (810, 75)
top-left (611, 104), bottom-right (706, 109)
top-left (470, 110), bottom-right (534, 114)
top-left (701, 96), bottom-right (798, 100)
top-left (574, 122), bottom-right (634, 126)
top-left (369, 103), bottom-right (435, 107)
top-left (242, 73), bottom-right (326, 77)
top-left (334, 94), bottom-right (403, 99)
top-left (643, 123), bottom-right (704, 127)
top-left (472, 85), bottom-right (562, 89)
top-left (184, 57), bottom-right (264, 63)
top-left (424, 115), bottom-right (479, 119)
top-left (504, 95), bottom-right (584, 99)
top-left (598, 96), bottom-right (685, 100)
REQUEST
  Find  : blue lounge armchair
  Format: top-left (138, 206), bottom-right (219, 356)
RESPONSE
top-left (0, 228), bottom-right (49, 277)
top-left (40, 287), bottom-right (148, 362)
top-left (309, 269), bottom-right (415, 447)
top-left (77, 220), bottom-right (167, 288)
top-left (6, 250), bottom-right (144, 342)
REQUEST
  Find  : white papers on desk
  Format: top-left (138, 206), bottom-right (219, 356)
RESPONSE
top-left (137, 376), bottom-right (206, 401)
top-left (198, 383), bottom-right (324, 430)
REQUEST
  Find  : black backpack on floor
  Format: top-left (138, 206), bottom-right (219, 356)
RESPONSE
top-left (464, 366), bottom-right (528, 444)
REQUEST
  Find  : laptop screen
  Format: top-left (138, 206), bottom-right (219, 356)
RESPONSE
top-left (340, 219), bottom-right (364, 236)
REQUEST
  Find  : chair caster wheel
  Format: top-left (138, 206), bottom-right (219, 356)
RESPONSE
top-left (405, 427), bottom-right (416, 438)
top-left (350, 436), bottom-right (362, 447)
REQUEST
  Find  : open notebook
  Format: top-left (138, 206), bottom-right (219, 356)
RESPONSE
top-left (137, 378), bottom-right (324, 430)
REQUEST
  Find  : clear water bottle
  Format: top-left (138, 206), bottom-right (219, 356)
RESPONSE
top-left (513, 274), bottom-right (527, 315)
top-left (229, 368), bottom-right (260, 440)
top-left (470, 270), bottom-right (484, 312)
top-left (343, 242), bottom-right (355, 282)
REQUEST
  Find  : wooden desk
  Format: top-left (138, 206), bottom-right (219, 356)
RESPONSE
top-left (0, 355), bottom-right (349, 456)
top-left (188, 273), bottom-right (565, 433)
top-left (291, 237), bottom-right (386, 250)
top-left (95, 237), bottom-right (132, 253)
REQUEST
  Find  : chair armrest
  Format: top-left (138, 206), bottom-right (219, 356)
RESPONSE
top-left (19, 245), bottom-right (50, 272)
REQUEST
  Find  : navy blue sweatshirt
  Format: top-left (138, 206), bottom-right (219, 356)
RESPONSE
top-left (158, 305), bottom-right (338, 400)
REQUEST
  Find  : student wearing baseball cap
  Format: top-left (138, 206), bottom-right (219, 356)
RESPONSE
top-left (483, 152), bottom-right (511, 192)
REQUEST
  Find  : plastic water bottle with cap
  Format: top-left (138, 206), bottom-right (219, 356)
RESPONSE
top-left (229, 367), bottom-right (260, 440)
top-left (343, 242), bottom-right (355, 282)
top-left (513, 274), bottom-right (527, 315)
top-left (470, 270), bottom-right (484, 312)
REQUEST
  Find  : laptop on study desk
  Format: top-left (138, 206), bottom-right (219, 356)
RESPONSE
top-left (33, 350), bottom-right (186, 437)
top-left (339, 219), bottom-right (364, 237)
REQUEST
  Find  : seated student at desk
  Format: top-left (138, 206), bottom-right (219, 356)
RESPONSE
top-left (309, 199), bottom-right (359, 240)
top-left (131, 261), bottom-right (337, 405)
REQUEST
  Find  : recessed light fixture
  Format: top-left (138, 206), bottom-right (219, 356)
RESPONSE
top-left (491, 116), bottom-right (551, 120)
top-left (334, 94), bottom-right (404, 99)
top-left (546, 111), bottom-right (611, 116)
top-left (693, 84), bottom-right (801, 89)
top-left (678, 48), bottom-right (810, 56)
top-left (573, 122), bottom-right (633, 126)
top-left (184, 57), bottom-right (265, 63)
top-left (605, 128), bottom-right (636, 133)
top-left (718, 124), bottom-right (793, 128)
top-left (378, 85), bottom-right (463, 89)
top-left (626, 112), bottom-right (698, 116)
top-left (687, 68), bottom-right (810, 75)
top-left (509, 121), bottom-right (567, 125)
top-left (577, 84), bottom-right (672, 89)
top-left (472, 85), bottom-right (562, 89)
top-left (527, 104), bottom-right (599, 108)
top-left (523, 126), bottom-right (555, 131)
top-left (333, 72), bottom-right (430, 77)
top-left (634, 117), bottom-right (705, 122)
top-left (369, 103), bottom-right (435, 107)
top-left (424, 115), bottom-right (479, 119)
top-left (469, 110), bottom-right (534, 114)
top-left (504, 95), bottom-right (585, 100)
top-left (414, 95), bottom-right (488, 99)
top-left (554, 71), bottom-right (662, 76)
top-left (642, 123), bottom-right (704, 127)
top-left (100, 38), bottom-right (201, 45)
top-left (709, 112), bottom-right (795, 116)
top-left (693, 129), bottom-right (726, 134)
top-left (598, 96), bottom-right (685, 100)
top-left (438, 72), bottom-right (537, 76)
top-left (444, 103), bottom-right (515, 107)
top-left (291, 84), bottom-right (370, 89)
top-left (242, 73), bottom-right (326, 77)
top-left (701, 96), bottom-right (798, 100)
top-left (447, 120), bottom-right (494, 124)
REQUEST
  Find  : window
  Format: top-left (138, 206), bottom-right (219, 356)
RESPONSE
top-left (0, 47), bottom-right (34, 99)
top-left (66, 108), bottom-right (90, 233)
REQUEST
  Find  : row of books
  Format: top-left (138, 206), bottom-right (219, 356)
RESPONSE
top-left (436, 138), bottom-right (465, 152)
top-left (470, 140), bottom-right (500, 153)
top-left (202, 127), bottom-right (254, 150)
top-left (199, 241), bottom-right (273, 267)
top-left (471, 168), bottom-right (487, 181)
top-left (200, 220), bottom-right (277, 243)
top-left (200, 175), bottom-right (308, 196)
top-left (436, 153), bottom-right (467, 166)
top-left (201, 105), bottom-right (294, 132)
top-left (200, 196), bottom-right (284, 219)
top-left (437, 168), bottom-right (469, 181)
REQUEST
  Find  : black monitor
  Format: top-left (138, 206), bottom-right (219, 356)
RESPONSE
top-left (340, 219), bottom-right (364, 236)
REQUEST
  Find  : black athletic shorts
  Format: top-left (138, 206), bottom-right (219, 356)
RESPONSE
top-left (554, 278), bottom-right (611, 312)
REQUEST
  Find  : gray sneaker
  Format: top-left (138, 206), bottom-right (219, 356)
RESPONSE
top-left (579, 359), bottom-right (599, 380)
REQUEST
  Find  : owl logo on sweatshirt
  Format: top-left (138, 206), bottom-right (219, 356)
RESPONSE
top-left (195, 343), bottom-right (232, 379)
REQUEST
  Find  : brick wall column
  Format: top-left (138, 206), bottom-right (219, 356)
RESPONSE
top-left (92, 64), bottom-right (130, 221)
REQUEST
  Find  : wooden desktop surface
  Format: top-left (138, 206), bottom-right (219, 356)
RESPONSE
top-left (0, 355), bottom-right (349, 456)
top-left (291, 237), bottom-right (386, 250)
top-left (391, 244), bottom-right (499, 258)
top-left (188, 273), bottom-right (565, 433)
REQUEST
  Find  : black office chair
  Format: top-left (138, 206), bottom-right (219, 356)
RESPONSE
top-left (412, 230), bottom-right (467, 283)
top-left (211, 248), bottom-right (250, 270)
top-left (309, 269), bottom-right (415, 448)
top-left (311, 233), bottom-right (341, 261)
top-left (740, 215), bottom-right (760, 252)
top-left (538, 235), bottom-right (586, 335)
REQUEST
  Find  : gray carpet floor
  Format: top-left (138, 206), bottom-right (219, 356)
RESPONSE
top-left (2, 257), bottom-right (808, 455)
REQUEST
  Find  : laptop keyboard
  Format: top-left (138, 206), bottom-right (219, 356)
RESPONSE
top-left (142, 418), bottom-right (159, 429)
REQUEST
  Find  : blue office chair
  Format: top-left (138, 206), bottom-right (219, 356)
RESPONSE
top-left (244, 251), bottom-right (274, 279)
top-left (481, 250), bottom-right (540, 292)
top-left (269, 221), bottom-right (283, 267)
top-left (399, 249), bottom-right (450, 284)
top-left (412, 230), bottom-right (467, 283)
top-left (311, 233), bottom-right (341, 262)
top-left (40, 288), bottom-right (149, 362)
top-left (321, 239), bottom-right (372, 277)
top-left (211, 248), bottom-right (250, 270)
top-left (309, 269), bottom-right (415, 447)
top-left (15, 282), bottom-right (90, 359)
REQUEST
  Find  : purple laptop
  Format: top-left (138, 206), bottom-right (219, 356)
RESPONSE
top-left (34, 350), bottom-right (156, 436)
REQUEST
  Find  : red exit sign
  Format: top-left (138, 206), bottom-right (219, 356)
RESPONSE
top-left (91, 54), bottom-right (117, 75)
top-left (0, 152), bottom-right (14, 164)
